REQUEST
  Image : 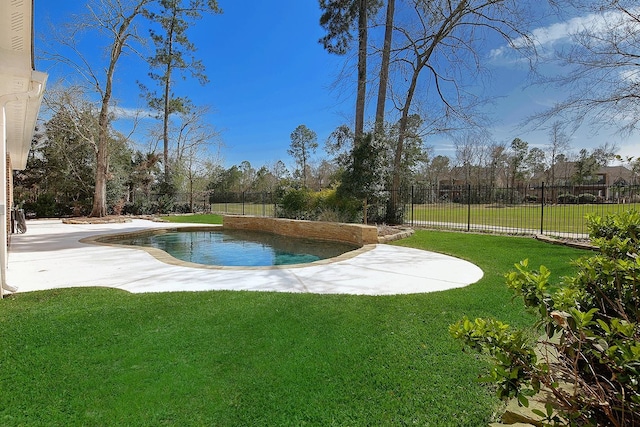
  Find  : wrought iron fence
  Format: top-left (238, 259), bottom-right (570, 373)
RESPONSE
top-left (136, 183), bottom-right (640, 239)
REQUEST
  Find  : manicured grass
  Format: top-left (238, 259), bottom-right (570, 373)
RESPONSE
top-left (0, 231), bottom-right (588, 426)
top-left (410, 202), bottom-right (640, 234)
top-left (180, 202), bottom-right (640, 235)
top-left (210, 202), bottom-right (276, 217)
top-left (160, 213), bottom-right (223, 224)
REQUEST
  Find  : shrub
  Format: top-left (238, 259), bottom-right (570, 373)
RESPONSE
top-left (111, 199), bottom-right (126, 216)
top-left (577, 193), bottom-right (597, 204)
top-left (312, 188), bottom-right (361, 223)
top-left (277, 188), bottom-right (313, 220)
top-left (450, 209), bottom-right (640, 426)
top-left (557, 193), bottom-right (578, 204)
top-left (25, 193), bottom-right (58, 218)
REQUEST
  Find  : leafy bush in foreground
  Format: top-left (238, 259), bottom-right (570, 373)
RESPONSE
top-left (450, 210), bottom-right (640, 426)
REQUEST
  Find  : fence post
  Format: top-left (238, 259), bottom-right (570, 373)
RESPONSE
top-left (274, 192), bottom-right (277, 218)
top-left (242, 191), bottom-right (245, 215)
top-left (411, 186), bottom-right (415, 227)
top-left (467, 184), bottom-right (471, 232)
top-left (540, 182), bottom-right (545, 235)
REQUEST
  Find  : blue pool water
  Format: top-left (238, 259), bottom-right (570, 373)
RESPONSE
top-left (113, 229), bottom-right (358, 267)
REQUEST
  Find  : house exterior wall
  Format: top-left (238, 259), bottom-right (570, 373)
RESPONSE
top-left (6, 154), bottom-right (11, 241)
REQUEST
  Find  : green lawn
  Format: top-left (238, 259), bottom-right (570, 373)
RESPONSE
top-left (193, 201), bottom-right (640, 236)
top-left (210, 202), bottom-right (276, 217)
top-left (161, 213), bottom-right (223, 224)
top-left (410, 202), bottom-right (640, 234)
top-left (0, 230), bottom-right (587, 426)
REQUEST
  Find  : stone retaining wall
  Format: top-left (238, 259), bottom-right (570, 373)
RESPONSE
top-left (223, 215), bottom-right (378, 246)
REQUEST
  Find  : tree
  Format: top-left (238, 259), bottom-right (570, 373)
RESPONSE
top-left (373, 0), bottom-right (395, 140)
top-left (387, 0), bottom-right (534, 212)
top-left (270, 160), bottom-right (291, 190)
top-left (531, 1), bottom-right (640, 135)
top-left (325, 124), bottom-right (355, 167)
top-left (318, 0), bottom-right (382, 140)
top-left (313, 159), bottom-right (340, 190)
top-left (525, 147), bottom-right (546, 182)
top-left (129, 151), bottom-right (162, 201)
top-left (454, 133), bottom-right (482, 185)
top-left (546, 121), bottom-right (571, 190)
top-left (615, 155), bottom-right (640, 185)
top-left (169, 105), bottom-right (222, 203)
top-left (91, 0), bottom-right (154, 217)
top-left (18, 86), bottom-right (135, 216)
top-left (386, 114), bottom-right (428, 188)
top-left (209, 165), bottom-right (242, 193)
top-left (21, 101), bottom-right (97, 215)
top-left (591, 142), bottom-right (619, 167)
top-left (171, 106), bottom-right (221, 165)
top-left (425, 155), bottom-right (450, 185)
top-left (288, 125), bottom-right (318, 188)
top-left (573, 148), bottom-right (599, 184)
top-left (338, 133), bottom-right (386, 223)
top-left (422, 155), bottom-right (450, 200)
top-left (488, 142), bottom-right (508, 187)
top-left (238, 160), bottom-right (256, 192)
top-left (43, 0), bottom-right (155, 217)
top-left (508, 138), bottom-right (529, 188)
top-left (142, 0), bottom-right (221, 182)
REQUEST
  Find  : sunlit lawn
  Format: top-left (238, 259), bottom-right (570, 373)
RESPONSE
top-left (160, 213), bottom-right (223, 224)
top-left (409, 202), bottom-right (640, 234)
top-left (0, 228), bottom-right (588, 426)
top-left (200, 201), bottom-right (640, 235)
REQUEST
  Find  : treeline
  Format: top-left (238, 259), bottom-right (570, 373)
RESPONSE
top-left (15, 105), bottom-right (639, 222)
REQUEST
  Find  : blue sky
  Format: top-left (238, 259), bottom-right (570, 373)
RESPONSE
top-left (34, 1), bottom-right (639, 169)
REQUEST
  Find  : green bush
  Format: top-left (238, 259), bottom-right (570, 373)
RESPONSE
top-left (450, 210), bottom-right (640, 426)
top-left (277, 188), bottom-right (363, 222)
top-left (25, 193), bottom-right (58, 218)
top-left (277, 188), bottom-right (313, 220)
top-left (557, 193), bottom-right (578, 204)
top-left (577, 193), bottom-right (597, 204)
top-left (312, 188), bottom-right (361, 223)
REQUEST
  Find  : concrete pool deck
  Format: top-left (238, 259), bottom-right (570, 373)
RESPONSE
top-left (6, 219), bottom-right (483, 295)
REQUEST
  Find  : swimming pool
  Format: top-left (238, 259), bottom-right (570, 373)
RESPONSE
top-left (109, 228), bottom-right (359, 267)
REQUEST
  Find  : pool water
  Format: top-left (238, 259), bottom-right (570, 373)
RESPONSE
top-left (115, 229), bottom-right (358, 266)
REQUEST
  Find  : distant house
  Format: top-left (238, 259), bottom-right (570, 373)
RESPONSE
top-left (531, 163), bottom-right (635, 187)
top-left (530, 163), bottom-right (636, 202)
top-left (1, 0), bottom-right (48, 295)
top-left (437, 166), bottom-right (510, 188)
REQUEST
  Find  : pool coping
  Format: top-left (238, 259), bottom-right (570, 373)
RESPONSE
top-left (80, 225), bottom-right (376, 271)
top-left (7, 219), bottom-right (484, 295)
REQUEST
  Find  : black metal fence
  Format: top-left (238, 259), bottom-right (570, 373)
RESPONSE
top-left (143, 183), bottom-right (640, 239)
top-left (406, 183), bottom-right (640, 239)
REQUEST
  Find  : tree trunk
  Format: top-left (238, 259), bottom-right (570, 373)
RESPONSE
top-left (163, 13), bottom-right (176, 182)
top-left (189, 176), bottom-right (194, 213)
top-left (391, 63), bottom-right (421, 220)
top-left (90, 49), bottom-right (118, 217)
top-left (373, 0), bottom-right (395, 140)
top-left (90, 1), bottom-right (148, 217)
top-left (355, 0), bottom-right (367, 141)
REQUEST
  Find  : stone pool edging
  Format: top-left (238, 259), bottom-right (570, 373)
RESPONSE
top-left (223, 215), bottom-right (380, 246)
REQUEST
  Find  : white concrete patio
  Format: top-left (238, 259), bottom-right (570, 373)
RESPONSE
top-left (6, 219), bottom-right (483, 295)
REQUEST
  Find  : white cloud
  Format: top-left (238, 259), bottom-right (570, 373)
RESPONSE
top-left (490, 7), bottom-right (640, 61)
top-left (619, 69), bottom-right (640, 83)
top-left (111, 106), bottom-right (156, 120)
